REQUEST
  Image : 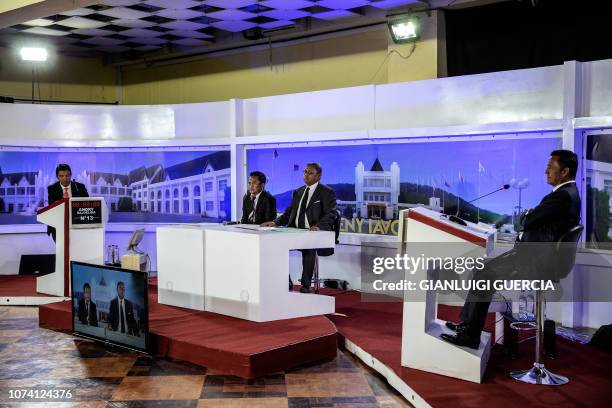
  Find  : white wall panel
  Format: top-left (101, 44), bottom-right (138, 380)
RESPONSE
top-left (376, 65), bottom-right (564, 129)
top-left (242, 85), bottom-right (375, 137)
top-left (586, 59), bottom-right (612, 117)
top-left (0, 102), bottom-right (230, 145)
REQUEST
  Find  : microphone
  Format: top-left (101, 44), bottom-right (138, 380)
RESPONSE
top-left (455, 184), bottom-right (510, 217)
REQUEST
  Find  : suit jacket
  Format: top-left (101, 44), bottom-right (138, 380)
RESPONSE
top-left (275, 183), bottom-right (337, 231)
top-left (46, 181), bottom-right (89, 237)
top-left (514, 181), bottom-right (581, 280)
top-left (77, 298), bottom-right (98, 327)
top-left (518, 181), bottom-right (581, 243)
top-left (241, 190), bottom-right (277, 224)
top-left (108, 297), bottom-right (138, 335)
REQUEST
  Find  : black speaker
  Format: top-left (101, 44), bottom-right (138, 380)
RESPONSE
top-left (18, 254), bottom-right (55, 276)
top-left (323, 279), bottom-right (348, 291)
top-left (544, 319), bottom-right (557, 358)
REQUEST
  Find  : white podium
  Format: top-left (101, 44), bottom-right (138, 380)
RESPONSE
top-left (156, 225), bottom-right (336, 322)
top-left (398, 207), bottom-right (496, 383)
top-left (36, 197), bottom-right (107, 297)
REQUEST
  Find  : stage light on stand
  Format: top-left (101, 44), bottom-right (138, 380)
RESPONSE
top-left (388, 16), bottom-right (420, 44)
top-left (19, 47), bottom-right (48, 62)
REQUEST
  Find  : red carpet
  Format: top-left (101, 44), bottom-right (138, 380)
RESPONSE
top-left (329, 291), bottom-right (612, 408)
top-left (38, 277), bottom-right (337, 378)
top-left (0, 275), bottom-right (59, 297)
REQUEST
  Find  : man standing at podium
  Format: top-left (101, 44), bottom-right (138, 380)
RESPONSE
top-left (241, 171), bottom-right (277, 225)
top-left (47, 164), bottom-right (89, 242)
top-left (262, 163), bottom-right (337, 293)
top-left (441, 150), bottom-right (581, 349)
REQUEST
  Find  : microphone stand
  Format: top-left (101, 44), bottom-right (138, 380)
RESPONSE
top-left (450, 185), bottom-right (510, 225)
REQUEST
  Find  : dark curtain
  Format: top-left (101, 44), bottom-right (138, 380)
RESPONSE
top-left (446, 0), bottom-right (612, 76)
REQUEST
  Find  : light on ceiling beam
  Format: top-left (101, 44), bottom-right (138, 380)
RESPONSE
top-left (388, 16), bottom-right (420, 44)
top-left (19, 47), bottom-right (48, 62)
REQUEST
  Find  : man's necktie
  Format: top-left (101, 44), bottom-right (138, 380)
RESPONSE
top-left (120, 301), bottom-right (125, 333)
top-left (297, 187), bottom-right (310, 229)
top-left (86, 302), bottom-right (89, 325)
top-left (63, 187), bottom-right (69, 198)
top-left (248, 195), bottom-right (256, 223)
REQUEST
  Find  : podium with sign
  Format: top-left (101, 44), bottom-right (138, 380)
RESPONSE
top-left (36, 197), bottom-right (108, 297)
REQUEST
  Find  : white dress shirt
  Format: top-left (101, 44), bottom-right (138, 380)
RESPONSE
top-left (295, 182), bottom-right (318, 228)
top-left (62, 183), bottom-right (72, 198)
top-left (248, 191), bottom-right (262, 222)
top-left (118, 298), bottom-right (128, 333)
top-left (553, 180), bottom-right (576, 192)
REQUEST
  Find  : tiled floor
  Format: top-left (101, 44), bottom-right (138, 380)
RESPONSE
top-left (0, 307), bottom-right (411, 407)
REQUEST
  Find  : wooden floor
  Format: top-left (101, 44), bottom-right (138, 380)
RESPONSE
top-left (0, 306), bottom-right (411, 407)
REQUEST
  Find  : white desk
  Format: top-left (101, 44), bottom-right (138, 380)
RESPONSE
top-left (156, 225), bottom-right (335, 322)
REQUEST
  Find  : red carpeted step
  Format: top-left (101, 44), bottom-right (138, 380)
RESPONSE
top-left (38, 282), bottom-right (337, 379)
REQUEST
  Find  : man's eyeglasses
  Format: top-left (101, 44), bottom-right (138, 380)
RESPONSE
top-left (303, 170), bottom-right (318, 175)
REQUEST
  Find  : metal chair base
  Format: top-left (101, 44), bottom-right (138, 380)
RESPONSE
top-left (510, 363), bottom-right (569, 386)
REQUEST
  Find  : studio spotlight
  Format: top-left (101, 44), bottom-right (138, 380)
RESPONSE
top-left (19, 47), bottom-right (48, 62)
top-left (388, 16), bottom-right (420, 44)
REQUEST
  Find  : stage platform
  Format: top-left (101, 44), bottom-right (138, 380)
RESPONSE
top-left (32, 282), bottom-right (612, 407)
top-left (38, 278), bottom-right (338, 378)
top-left (0, 275), bottom-right (68, 305)
top-left (329, 291), bottom-right (612, 408)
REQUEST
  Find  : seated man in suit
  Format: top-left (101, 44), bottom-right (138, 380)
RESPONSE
top-left (241, 171), bottom-right (277, 225)
top-left (441, 150), bottom-right (581, 349)
top-left (108, 281), bottom-right (139, 336)
top-left (77, 283), bottom-right (98, 327)
top-left (262, 163), bottom-right (337, 293)
top-left (47, 163), bottom-right (89, 242)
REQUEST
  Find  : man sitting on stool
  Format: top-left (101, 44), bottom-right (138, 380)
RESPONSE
top-left (262, 163), bottom-right (337, 293)
top-left (241, 171), bottom-right (277, 225)
top-left (441, 150), bottom-right (581, 349)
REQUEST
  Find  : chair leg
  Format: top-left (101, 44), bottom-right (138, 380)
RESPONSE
top-left (510, 290), bottom-right (569, 385)
top-left (314, 254), bottom-right (320, 294)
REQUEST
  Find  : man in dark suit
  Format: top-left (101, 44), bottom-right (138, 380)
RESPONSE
top-left (441, 150), bottom-right (581, 349)
top-left (47, 163), bottom-right (89, 242)
top-left (262, 163), bottom-right (337, 293)
top-left (77, 283), bottom-right (98, 327)
top-left (108, 281), bottom-right (139, 336)
top-left (241, 171), bottom-right (277, 224)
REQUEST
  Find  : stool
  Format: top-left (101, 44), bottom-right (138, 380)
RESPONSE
top-left (510, 290), bottom-right (567, 385)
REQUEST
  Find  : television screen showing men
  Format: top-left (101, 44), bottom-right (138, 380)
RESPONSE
top-left (71, 261), bottom-right (148, 352)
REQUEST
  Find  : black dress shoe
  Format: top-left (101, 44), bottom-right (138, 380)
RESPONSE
top-left (440, 332), bottom-right (480, 349)
top-left (299, 287), bottom-right (312, 294)
top-left (445, 321), bottom-right (468, 333)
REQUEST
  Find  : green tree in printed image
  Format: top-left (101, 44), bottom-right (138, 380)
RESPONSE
top-left (117, 197), bottom-right (134, 212)
top-left (586, 186), bottom-right (611, 246)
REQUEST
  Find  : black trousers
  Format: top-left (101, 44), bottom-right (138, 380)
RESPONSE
top-left (299, 249), bottom-right (316, 289)
top-left (460, 249), bottom-right (517, 338)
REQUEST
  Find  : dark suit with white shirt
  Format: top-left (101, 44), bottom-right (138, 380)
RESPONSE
top-left (108, 297), bottom-right (138, 336)
top-left (46, 181), bottom-right (89, 242)
top-left (241, 190), bottom-right (277, 224)
top-left (460, 181), bottom-right (581, 339)
top-left (274, 183), bottom-right (337, 289)
top-left (77, 298), bottom-right (98, 327)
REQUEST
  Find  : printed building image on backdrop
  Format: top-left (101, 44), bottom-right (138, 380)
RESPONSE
top-left (247, 138), bottom-right (561, 236)
top-left (585, 134), bottom-right (612, 247)
top-left (0, 149), bottom-right (231, 224)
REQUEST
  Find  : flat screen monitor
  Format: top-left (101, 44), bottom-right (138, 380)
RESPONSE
top-left (71, 261), bottom-right (148, 352)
